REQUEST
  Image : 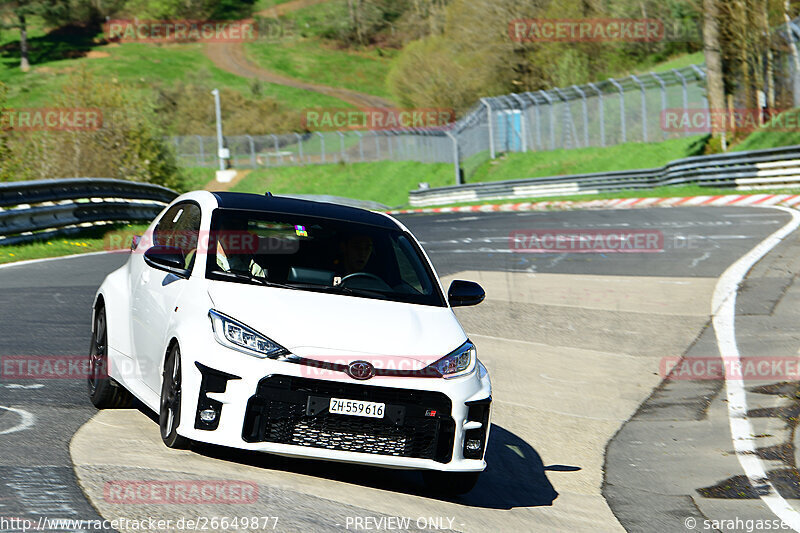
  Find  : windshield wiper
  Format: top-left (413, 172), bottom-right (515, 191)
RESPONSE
top-left (210, 270), bottom-right (300, 290)
top-left (211, 270), bottom-right (389, 299)
top-left (326, 284), bottom-right (389, 300)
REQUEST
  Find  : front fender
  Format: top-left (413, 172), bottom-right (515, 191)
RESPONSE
top-left (163, 280), bottom-right (214, 436)
top-left (94, 257), bottom-right (134, 357)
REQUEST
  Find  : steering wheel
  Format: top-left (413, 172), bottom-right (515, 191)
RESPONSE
top-left (340, 272), bottom-right (392, 290)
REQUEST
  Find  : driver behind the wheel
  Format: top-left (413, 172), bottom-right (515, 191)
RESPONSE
top-left (333, 234), bottom-right (374, 283)
top-left (215, 218), bottom-right (266, 278)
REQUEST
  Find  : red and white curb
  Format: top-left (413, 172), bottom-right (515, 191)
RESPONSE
top-left (387, 194), bottom-right (800, 215)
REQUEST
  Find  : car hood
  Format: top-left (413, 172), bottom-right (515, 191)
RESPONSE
top-left (207, 281), bottom-right (466, 367)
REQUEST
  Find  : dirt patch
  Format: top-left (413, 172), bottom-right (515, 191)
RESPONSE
top-left (85, 51), bottom-right (110, 59)
top-left (204, 41), bottom-right (392, 108)
top-left (203, 169), bottom-right (253, 192)
top-left (257, 0), bottom-right (331, 18)
top-left (205, 0), bottom-right (393, 108)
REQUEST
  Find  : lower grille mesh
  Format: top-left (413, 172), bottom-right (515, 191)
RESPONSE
top-left (242, 375), bottom-right (455, 463)
top-left (291, 420), bottom-right (408, 456)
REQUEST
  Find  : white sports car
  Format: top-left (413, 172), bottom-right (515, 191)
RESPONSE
top-left (89, 191), bottom-right (491, 493)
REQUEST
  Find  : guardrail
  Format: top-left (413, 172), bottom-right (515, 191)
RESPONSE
top-left (0, 178), bottom-right (178, 245)
top-left (408, 145), bottom-right (800, 207)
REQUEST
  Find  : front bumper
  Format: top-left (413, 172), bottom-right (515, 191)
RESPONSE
top-left (177, 337), bottom-right (492, 472)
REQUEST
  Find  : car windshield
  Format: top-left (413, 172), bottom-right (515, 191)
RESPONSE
top-left (205, 208), bottom-right (446, 307)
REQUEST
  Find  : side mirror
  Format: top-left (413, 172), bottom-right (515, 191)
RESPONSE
top-left (448, 280), bottom-right (485, 307)
top-left (143, 246), bottom-right (189, 278)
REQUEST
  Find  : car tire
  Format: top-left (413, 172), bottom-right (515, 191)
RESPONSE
top-left (160, 344), bottom-right (190, 449)
top-left (422, 470), bottom-right (481, 495)
top-left (88, 304), bottom-right (132, 409)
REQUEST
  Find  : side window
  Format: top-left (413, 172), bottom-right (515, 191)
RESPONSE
top-left (154, 205), bottom-right (182, 246)
top-left (391, 235), bottom-right (433, 295)
top-left (153, 202), bottom-right (202, 270)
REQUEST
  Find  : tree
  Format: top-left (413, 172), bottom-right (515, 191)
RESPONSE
top-left (703, 0), bottom-right (725, 136)
top-left (0, 0), bottom-right (69, 71)
top-left (0, 82), bottom-right (22, 181)
top-left (389, 0), bottom-right (705, 108)
top-left (784, 0), bottom-right (800, 73)
top-left (347, 0), bottom-right (365, 44)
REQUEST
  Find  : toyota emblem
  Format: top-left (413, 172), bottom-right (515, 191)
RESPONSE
top-left (347, 360), bottom-right (375, 380)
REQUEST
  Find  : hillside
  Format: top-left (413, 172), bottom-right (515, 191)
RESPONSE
top-left (0, 0), bottom-right (709, 192)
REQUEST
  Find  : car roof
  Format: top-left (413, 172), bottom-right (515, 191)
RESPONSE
top-left (210, 192), bottom-right (398, 229)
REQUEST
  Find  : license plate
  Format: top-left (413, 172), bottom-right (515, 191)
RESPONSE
top-left (329, 398), bottom-right (385, 419)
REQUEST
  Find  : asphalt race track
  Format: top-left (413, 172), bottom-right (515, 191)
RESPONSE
top-left (2, 206), bottom-right (800, 532)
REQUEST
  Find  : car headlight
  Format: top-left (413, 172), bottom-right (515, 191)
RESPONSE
top-left (209, 309), bottom-right (289, 359)
top-left (428, 341), bottom-right (477, 379)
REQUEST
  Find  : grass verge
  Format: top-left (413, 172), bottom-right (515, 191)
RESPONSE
top-left (181, 167), bottom-right (218, 192)
top-left (3, 40), bottom-right (352, 110)
top-left (468, 135), bottom-right (708, 183)
top-left (243, 37), bottom-right (396, 100)
top-left (227, 161), bottom-right (455, 207)
top-left (193, 136), bottom-right (709, 207)
top-left (644, 52), bottom-right (704, 73)
top-left (731, 108), bottom-right (800, 152)
top-left (0, 223), bottom-right (149, 264)
top-left (255, 0), bottom-right (294, 10)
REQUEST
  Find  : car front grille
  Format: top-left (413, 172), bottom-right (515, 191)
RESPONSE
top-left (242, 375), bottom-right (455, 463)
top-left (291, 419), bottom-right (409, 456)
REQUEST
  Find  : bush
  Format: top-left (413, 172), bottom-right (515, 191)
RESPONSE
top-left (7, 69), bottom-right (183, 189)
top-left (388, 0), bottom-right (702, 108)
top-left (0, 82), bottom-right (26, 182)
top-left (386, 36), bottom-right (489, 112)
top-left (154, 78), bottom-right (302, 136)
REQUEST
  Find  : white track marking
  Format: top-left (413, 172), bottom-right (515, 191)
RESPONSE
top-left (0, 406), bottom-right (35, 435)
top-left (712, 205), bottom-right (800, 530)
top-left (0, 251), bottom-right (111, 270)
top-left (539, 373), bottom-right (588, 384)
top-left (690, 252), bottom-right (711, 268)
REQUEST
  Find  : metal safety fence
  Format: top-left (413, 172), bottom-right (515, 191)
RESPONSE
top-left (454, 66), bottom-right (709, 178)
top-left (0, 178), bottom-right (177, 245)
top-left (407, 145), bottom-right (800, 207)
top-left (172, 65), bottom-right (710, 182)
top-left (172, 130), bottom-right (454, 169)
